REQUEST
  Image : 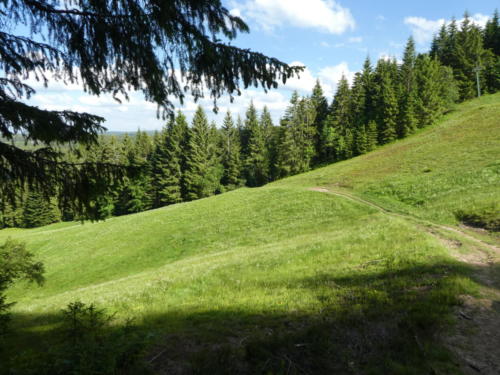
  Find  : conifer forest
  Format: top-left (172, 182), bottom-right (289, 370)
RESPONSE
top-left (2, 11), bottom-right (499, 228)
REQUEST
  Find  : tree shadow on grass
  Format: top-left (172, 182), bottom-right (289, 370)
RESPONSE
top-left (2, 260), bottom-right (498, 375)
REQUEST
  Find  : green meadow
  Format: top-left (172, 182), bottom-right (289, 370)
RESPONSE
top-left (1, 94), bottom-right (499, 373)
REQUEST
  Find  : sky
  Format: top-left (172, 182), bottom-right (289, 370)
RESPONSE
top-left (23, 0), bottom-right (498, 132)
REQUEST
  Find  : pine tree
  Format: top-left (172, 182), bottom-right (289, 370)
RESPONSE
top-left (243, 102), bottom-right (269, 187)
top-left (184, 106), bottom-right (221, 200)
top-left (220, 111), bottom-right (243, 189)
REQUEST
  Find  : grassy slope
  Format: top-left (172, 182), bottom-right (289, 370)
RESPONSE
top-left (274, 94), bottom-right (500, 227)
top-left (1, 94), bottom-right (499, 373)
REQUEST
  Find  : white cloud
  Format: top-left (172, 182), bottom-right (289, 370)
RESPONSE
top-left (318, 62), bottom-right (355, 90)
top-left (277, 61), bottom-right (354, 98)
top-left (20, 60), bottom-right (357, 130)
top-left (235, 0), bottom-right (355, 34)
top-left (404, 17), bottom-right (446, 44)
top-left (404, 13), bottom-right (490, 45)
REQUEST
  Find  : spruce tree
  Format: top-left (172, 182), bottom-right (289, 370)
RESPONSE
top-left (350, 72), bottom-right (368, 154)
top-left (151, 113), bottom-right (189, 207)
top-left (220, 111), bottom-right (243, 189)
top-left (414, 55), bottom-right (444, 128)
top-left (361, 57), bottom-right (376, 124)
top-left (275, 93), bottom-right (316, 177)
top-left (398, 37), bottom-right (418, 138)
top-left (484, 9), bottom-right (500, 56)
top-left (80, 136), bottom-right (121, 218)
top-left (320, 114), bottom-right (339, 163)
top-left (115, 132), bottom-right (153, 215)
top-left (310, 80), bottom-right (329, 161)
top-left (22, 191), bottom-right (61, 228)
top-left (184, 106), bottom-right (221, 200)
top-left (456, 13), bottom-right (487, 100)
top-left (374, 61), bottom-right (398, 144)
top-left (327, 75), bottom-right (354, 159)
top-left (366, 120), bottom-right (379, 151)
top-left (243, 102), bottom-right (269, 187)
top-left (275, 121), bottom-right (299, 178)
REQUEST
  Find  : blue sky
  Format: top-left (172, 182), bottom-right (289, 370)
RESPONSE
top-left (24, 0), bottom-right (498, 131)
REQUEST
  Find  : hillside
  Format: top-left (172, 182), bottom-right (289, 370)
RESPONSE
top-left (1, 94), bottom-right (499, 374)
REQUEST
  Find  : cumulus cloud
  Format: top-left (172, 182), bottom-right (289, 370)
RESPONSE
top-left (232, 0), bottom-right (355, 34)
top-left (279, 61), bottom-right (354, 98)
top-left (404, 13), bottom-right (490, 45)
top-left (21, 60), bottom-right (357, 130)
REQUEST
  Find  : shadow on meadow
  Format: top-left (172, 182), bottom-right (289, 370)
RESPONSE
top-left (2, 259), bottom-right (498, 375)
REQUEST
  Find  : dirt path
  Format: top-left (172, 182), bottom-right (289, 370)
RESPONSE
top-left (309, 186), bottom-right (500, 375)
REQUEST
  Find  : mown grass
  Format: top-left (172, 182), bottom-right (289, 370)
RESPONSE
top-left (1, 94), bottom-right (499, 374)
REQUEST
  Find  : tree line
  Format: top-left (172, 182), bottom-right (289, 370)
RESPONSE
top-left (1, 10), bottom-right (499, 228)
